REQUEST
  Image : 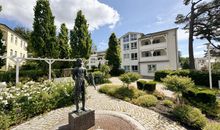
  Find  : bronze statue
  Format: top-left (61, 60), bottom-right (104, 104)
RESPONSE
top-left (72, 58), bottom-right (96, 113)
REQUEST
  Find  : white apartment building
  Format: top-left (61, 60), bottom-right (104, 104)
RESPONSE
top-left (0, 24), bottom-right (28, 70)
top-left (120, 28), bottom-right (179, 77)
top-left (87, 51), bottom-right (107, 69)
top-left (195, 57), bottom-right (220, 70)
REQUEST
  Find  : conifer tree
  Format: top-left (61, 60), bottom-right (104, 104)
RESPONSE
top-left (58, 23), bottom-right (70, 59)
top-left (31, 0), bottom-right (58, 58)
top-left (105, 33), bottom-right (121, 72)
top-left (70, 10), bottom-right (92, 59)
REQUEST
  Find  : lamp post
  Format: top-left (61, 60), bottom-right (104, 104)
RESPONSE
top-left (205, 42), bottom-right (212, 89)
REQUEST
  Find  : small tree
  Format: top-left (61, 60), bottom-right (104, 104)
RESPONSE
top-left (100, 64), bottom-right (111, 78)
top-left (120, 72), bottom-right (141, 88)
top-left (105, 33), bottom-right (121, 75)
top-left (0, 29), bottom-right (6, 68)
top-left (162, 75), bottom-right (195, 104)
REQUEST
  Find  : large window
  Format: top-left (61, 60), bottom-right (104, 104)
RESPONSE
top-left (141, 39), bottom-right (151, 46)
top-left (123, 35), bottom-right (129, 42)
top-left (123, 43), bottom-right (129, 50)
top-left (15, 51), bottom-right (17, 57)
top-left (10, 49), bottom-right (13, 56)
top-left (142, 51), bottom-right (151, 57)
top-left (132, 65), bottom-right (138, 72)
top-left (131, 53), bottom-right (137, 60)
top-left (124, 66), bottom-right (130, 71)
top-left (148, 64), bottom-right (156, 73)
top-left (11, 34), bottom-right (14, 43)
top-left (131, 42), bottom-right (137, 49)
top-left (123, 54), bottom-right (129, 59)
top-left (15, 37), bottom-right (18, 45)
top-left (90, 58), bottom-right (96, 63)
top-left (130, 34), bottom-right (137, 41)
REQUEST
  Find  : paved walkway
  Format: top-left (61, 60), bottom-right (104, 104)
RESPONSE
top-left (12, 83), bottom-right (187, 130)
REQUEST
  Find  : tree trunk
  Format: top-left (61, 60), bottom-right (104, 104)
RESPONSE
top-left (189, 2), bottom-right (196, 70)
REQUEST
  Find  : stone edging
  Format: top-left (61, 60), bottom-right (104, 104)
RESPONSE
top-left (95, 110), bottom-right (146, 130)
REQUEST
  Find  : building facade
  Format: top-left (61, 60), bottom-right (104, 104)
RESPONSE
top-left (0, 24), bottom-right (28, 70)
top-left (87, 51), bottom-right (107, 69)
top-left (195, 57), bottom-right (220, 70)
top-left (120, 28), bottom-right (179, 77)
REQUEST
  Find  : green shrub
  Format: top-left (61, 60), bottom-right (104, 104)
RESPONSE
top-left (120, 72), bottom-right (141, 87)
top-left (109, 68), bottom-right (125, 76)
top-left (162, 75), bottom-right (194, 92)
top-left (137, 80), bottom-right (156, 92)
top-left (93, 71), bottom-right (110, 84)
top-left (155, 69), bottom-right (220, 88)
top-left (0, 81), bottom-right (74, 129)
top-left (133, 95), bottom-right (158, 107)
top-left (163, 99), bottom-right (174, 108)
top-left (100, 64), bottom-right (111, 78)
top-left (99, 84), bottom-right (145, 101)
top-left (203, 122), bottom-right (220, 130)
top-left (173, 105), bottom-right (207, 129)
top-left (153, 91), bottom-right (165, 100)
top-left (154, 70), bottom-right (173, 81)
top-left (182, 88), bottom-right (219, 117)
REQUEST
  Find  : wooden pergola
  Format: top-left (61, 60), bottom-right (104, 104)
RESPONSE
top-left (0, 56), bottom-right (76, 83)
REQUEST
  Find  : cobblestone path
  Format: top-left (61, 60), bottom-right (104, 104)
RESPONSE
top-left (12, 85), bottom-right (187, 130)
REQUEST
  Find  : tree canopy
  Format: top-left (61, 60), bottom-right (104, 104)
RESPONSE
top-left (70, 10), bottom-right (92, 59)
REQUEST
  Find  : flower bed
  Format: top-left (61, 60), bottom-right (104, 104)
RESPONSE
top-left (0, 81), bottom-right (74, 129)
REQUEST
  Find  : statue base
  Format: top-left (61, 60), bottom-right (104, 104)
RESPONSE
top-left (68, 110), bottom-right (95, 130)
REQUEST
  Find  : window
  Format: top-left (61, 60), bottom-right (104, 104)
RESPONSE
top-left (123, 54), bottom-right (129, 59)
top-left (123, 35), bottom-right (129, 42)
top-left (20, 40), bottom-right (23, 47)
top-left (142, 51), bottom-right (151, 57)
top-left (11, 34), bottom-right (14, 42)
top-left (130, 34), bottom-right (137, 41)
top-left (131, 53), bottom-right (137, 60)
top-left (124, 66), bottom-right (130, 71)
top-left (153, 50), bottom-right (161, 56)
top-left (10, 49), bottom-right (13, 56)
top-left (152, 39), bottom-right (160, 44)
top-left (15, 51), bottom-right (17, 57)
top-left (148, 64), bottom-right (156, 73)
top-left (132, 65), bottom-right (138, 72)
top-left (141, 39), bottom-right (151, 46)
top-left (20, 53), bottom-right (22, 57)
top-left (131, 42), bottom-right (137, 49)
top-left (123, 43), bottom-right (129, 50)
top-left (15, 37), bottom-right (18, 45)
top-left (90, 58), bottom-right (96, 63)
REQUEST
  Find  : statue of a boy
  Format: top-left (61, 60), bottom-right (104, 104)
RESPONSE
top-left (72, 58), bottom-right (96, 113)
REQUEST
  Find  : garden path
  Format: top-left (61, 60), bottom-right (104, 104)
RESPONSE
top-left (11, 81), bottom-right (186, 130)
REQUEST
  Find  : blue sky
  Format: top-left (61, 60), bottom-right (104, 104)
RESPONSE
top-left (0, 0), bottom-right (208, 57)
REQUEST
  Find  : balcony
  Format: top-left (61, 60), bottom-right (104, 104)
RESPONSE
top-left (140, 49), bottom-right (168, 62)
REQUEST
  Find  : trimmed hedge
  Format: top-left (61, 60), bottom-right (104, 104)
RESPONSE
top-left (137, 80), bottom-right (156, 92)
top-left (182, 87), bottom-right (220, 117)
top-left (154, 70), bottom-right (220, 88)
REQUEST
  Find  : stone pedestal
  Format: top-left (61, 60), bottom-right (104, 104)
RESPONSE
top-left (68, 110), bottom-right (95, 130)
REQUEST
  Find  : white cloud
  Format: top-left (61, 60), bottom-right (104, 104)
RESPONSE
top-left (177, 29), bottom-right (189, 41)
top-left (0, 0), bottom-right (120, 31)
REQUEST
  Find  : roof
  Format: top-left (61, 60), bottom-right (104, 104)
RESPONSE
top-left (140, 28), bottom-right (178, 39)
top-left (119, 32), bottom-right (144, 39)
top-left (0, 23), bottom-right (28, 42)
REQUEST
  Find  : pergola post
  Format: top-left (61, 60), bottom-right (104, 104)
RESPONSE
top-left (9, 57), bottom-right (25, 84)
top-left (45, 59), bottom-right (55, 81)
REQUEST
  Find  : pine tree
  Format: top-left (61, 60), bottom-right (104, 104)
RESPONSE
top-left (58, 23), bottom-right (70, 59)
top-left (57, 23), bottom-right (71, 68)
top-left (105, 33), bottom-right (121, 72)
top-left (0, 29), bottom-right (6, 68)
top-left (31, 0), bottom-right (58, 58)
top-left (70, 10), bottom-right (92, 59)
